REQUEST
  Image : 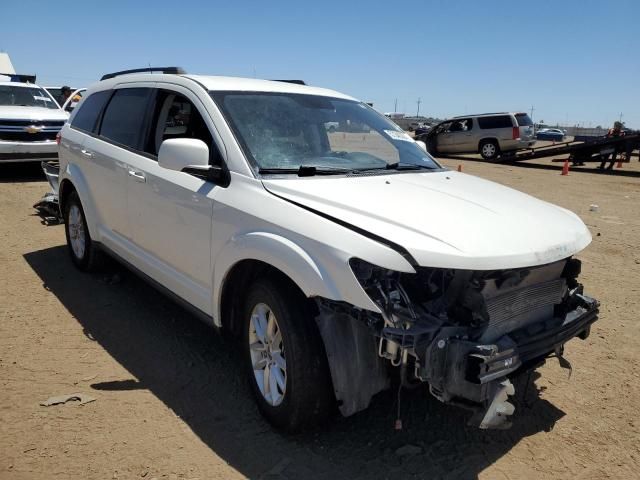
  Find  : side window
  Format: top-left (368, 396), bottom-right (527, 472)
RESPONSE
top-left (448, 118), bottom-right (472, 132)
top-left (70, 90), bottom-right (111, 133)
top-left (99, 88), bottom-right (152, 149)
top-left (477, 115), bottom-right (513, 129)
top-left (144, 90), bottom-right (222, 165)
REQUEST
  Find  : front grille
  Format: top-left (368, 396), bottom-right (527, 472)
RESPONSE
top-left (486, 279), bottom-right (566, 327)
top-left (0, 119), bottom-right (63, 142)
top-left (0, 119), bottom-right (65, 127)
top-left (0, 131), bottom-right (57, 141)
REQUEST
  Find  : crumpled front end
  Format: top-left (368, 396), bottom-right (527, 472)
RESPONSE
top-left (317, 257), bottom-right (599, 429)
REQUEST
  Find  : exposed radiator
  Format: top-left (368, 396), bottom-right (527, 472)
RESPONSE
top-left (481, 278), bottom-right (566, 342)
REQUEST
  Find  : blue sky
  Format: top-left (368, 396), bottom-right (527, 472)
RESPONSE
top-left (2, 0), bottom-right (638, 128)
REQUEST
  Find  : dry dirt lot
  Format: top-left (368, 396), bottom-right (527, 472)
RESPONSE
top-left (1, 156), bottom-right (639, 480)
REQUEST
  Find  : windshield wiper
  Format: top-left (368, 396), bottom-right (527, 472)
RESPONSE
top-left (352, 163), bottom-right (436, 173)
top-left (258, 165), bottom-right (353, 177)
top-left (385, 162), bottom-right (435, 170)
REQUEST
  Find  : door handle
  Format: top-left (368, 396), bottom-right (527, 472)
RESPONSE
top-left (80, 149), bottom-right (94, 158)
top-left (128, 170), bottom-right (146, 183)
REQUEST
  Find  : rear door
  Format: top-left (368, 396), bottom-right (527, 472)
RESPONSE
top-left (83, 86), bottom-right (154, 252)
top-left (477, 114), bottom-right (515, 145)
top-left (64, 89), bottom-right (111, 176)
top-left (124, 85), bottom-right (224, 314)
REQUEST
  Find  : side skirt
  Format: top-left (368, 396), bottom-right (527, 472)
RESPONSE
top-left (97, 243), bottom-right (217, 329)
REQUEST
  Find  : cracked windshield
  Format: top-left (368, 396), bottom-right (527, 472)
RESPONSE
top-left (213, 92), bottom-right (439, 172)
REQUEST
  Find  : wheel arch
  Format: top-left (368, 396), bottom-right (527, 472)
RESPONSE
top-left (218, 258), bottom-right (317, 337)
top-left (59, 165), bottom-right (99, 239)
top-left (478, 137), bottom-right (500, 152)
top-left (213, 231), bottom-right (353, 331)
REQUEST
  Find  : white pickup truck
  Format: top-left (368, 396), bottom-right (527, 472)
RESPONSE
top-left (0, 77), bottom-right (68, 163)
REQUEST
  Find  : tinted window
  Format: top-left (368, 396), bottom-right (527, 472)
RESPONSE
top-left (71, 91), bottom-right (111, 133)
top-left (144, 90), bottom-right (222, 165)
top-left (477, 115), bottom-right (513, 129)
top-left (99, 88), bottom-right (151, 149)
top-left (515, 113), bottom-right (533, 126)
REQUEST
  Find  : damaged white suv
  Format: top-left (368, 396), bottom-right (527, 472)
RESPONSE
top-left (58, 67), bottom-right (599, 431)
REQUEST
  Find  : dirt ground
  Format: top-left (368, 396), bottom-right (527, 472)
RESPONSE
top-left (1, 155), bottom-right (639, 480)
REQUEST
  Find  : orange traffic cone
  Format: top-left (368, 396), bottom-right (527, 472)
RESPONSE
top-left (561, 159), bottom-right (570, 176)
top-left (457, 164), bottom-right (463, 172)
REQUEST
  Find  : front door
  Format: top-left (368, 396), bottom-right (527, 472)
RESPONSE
top-left (125, 87), bottom-right (224, 315)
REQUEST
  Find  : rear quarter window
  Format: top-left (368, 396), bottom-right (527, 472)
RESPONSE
top-left (71, 90), bottom-right (112, 133)
top-left (515, 113), bottom-right (533, 126)
top-left (477, 115), bottom-right (514, 129)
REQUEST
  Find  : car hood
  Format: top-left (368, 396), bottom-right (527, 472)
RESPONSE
top-left (0, 106), bottom-right (68, 121)
top-left (262, 171), bottom-right (592, 270)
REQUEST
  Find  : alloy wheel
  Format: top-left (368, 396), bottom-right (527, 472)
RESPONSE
top-left (249, 302), bottom-right (287, 406)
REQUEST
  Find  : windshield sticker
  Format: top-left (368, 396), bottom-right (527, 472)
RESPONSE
top-left (33, 96), bottom-right (52, 102)
top-left (384, 130), bottom-right (413, 142)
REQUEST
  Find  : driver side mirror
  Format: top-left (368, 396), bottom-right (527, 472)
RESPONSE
top-left (158, 138), bottom-right (230, 186)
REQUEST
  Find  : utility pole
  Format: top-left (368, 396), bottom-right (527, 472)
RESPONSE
top-left (619, 112), bottom-right (623, 124)
top-left (394, 98), bottom-right (398, 113)
top-left (530, 105), bottom-right (535, 122)
top-left (416, 97), bottom-right (421, 118)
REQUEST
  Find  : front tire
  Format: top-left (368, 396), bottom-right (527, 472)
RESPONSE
top-left (242, 277), bottom-right (333, 432)
top-left (480, 139), bottom-right (500, 160)
top-left (63, 191), bottom-right (103, 271)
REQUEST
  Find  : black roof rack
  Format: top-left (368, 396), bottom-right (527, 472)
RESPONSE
top-left (0, 73), bottom-right (36, 83)
top-left (272, 79), bottom-right (306, 85)
top-left (101, 66), bottom-right (186, 81)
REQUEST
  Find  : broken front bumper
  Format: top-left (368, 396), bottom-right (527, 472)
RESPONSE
top-left (417, 294), bottom-right (599, 428)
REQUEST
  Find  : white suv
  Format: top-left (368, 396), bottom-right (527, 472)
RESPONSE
top-left (58, 67), bottom-right (599, 431)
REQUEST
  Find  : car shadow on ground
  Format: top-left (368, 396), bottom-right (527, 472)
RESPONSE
top-left (0, 162), bottom-right (46, 183)
top-left (24, 245), bottom-right (566, 480)
top-left (439, 154), bottom-right (640, 178)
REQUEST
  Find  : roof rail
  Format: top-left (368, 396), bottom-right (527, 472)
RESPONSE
top-left (101, 66), bottom-right (186, 81)
top-left (0, 73), bottom-right (36, 83)
top-left (453, 112), bottom-right (508, 118)
top-left (272, 79), bottom-right (306, 85)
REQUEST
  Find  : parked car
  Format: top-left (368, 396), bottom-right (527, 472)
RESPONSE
top-left (414, 124), bottom-right (431, 136)
top-left (536, 128), bottom-right (565, 142)
top-left (418, 112), bottom-right (536, 160)
top-left (0, 77), bottom-right (68, 163)
top-left (58, 67), bottom-right (599, 431)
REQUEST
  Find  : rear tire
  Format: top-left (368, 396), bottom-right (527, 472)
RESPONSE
top-left (480, 139), bottom-right (500, 160)
top-left (242, 277), bottom-right (333, 432)
top-left (63, 191), bottom-right (103, 272)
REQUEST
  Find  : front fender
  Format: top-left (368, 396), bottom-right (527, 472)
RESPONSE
top-left (60, 163), bottom-right (100, 240)
top-left (212, 231), bottom-right (379, 326)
